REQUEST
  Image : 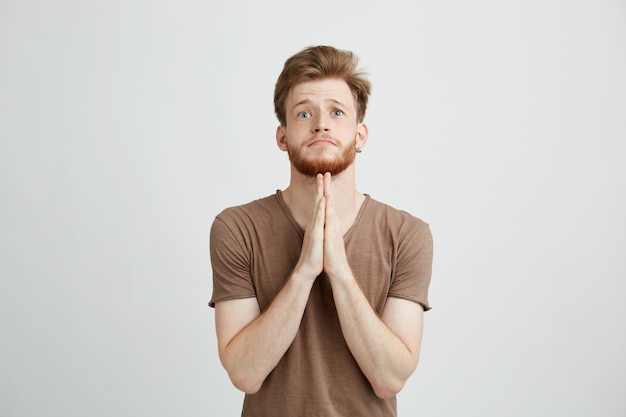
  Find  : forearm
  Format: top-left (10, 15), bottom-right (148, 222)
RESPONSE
top-left (330, 274), bottom-right (421, 399)
top-left (219, 272), bottom-right (314, 394)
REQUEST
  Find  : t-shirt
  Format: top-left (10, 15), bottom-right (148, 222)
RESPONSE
top-left (209, 191), bottom-right (433, 417)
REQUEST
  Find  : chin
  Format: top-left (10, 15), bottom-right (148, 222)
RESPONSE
top-left (289, 148), bottom-right (356, 178)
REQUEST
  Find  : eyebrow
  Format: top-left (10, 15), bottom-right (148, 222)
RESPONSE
top-left (292, 98), bottom-right (347, 109)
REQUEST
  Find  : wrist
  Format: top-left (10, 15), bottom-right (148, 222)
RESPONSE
top-left (291, 266), bottom-right (319, 285)
top-left (325, 264), bottom-right (354, 284)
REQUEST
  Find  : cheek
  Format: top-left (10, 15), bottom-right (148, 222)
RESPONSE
top-left (341, 123), bottom-right (359, 138)
top-left (287, 123), bottom-right (309, 137)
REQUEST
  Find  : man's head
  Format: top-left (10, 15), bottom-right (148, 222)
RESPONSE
top-left (274, 46), bottom-right (371, 127)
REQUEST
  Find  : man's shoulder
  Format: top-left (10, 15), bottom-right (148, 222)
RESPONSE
top-left (360, 197), bottom-right (433, 256)
top-left (214, 192), bottom-right (283, 227)
top-left (365, 196), bottom-right (429, 230)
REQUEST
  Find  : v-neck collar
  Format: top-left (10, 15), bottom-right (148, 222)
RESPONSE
top-left (275, 190), bottom-right (371, 242)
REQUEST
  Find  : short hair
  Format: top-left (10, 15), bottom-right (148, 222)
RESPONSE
top-left (274, 45), bottom-right (371, 126)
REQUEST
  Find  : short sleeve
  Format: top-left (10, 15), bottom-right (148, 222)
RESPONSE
top-left (388, 221), bottom-right (433, 311)
top-left (208, 215), bottom-right (256, 307)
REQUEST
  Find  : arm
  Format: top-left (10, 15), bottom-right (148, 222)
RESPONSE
top-left (322, 174), bottom-right (425, 398)
top-left (329, 283), bottom-right (424, 399)
top-left (215, 272), bottom-right (315, 394)
top-left (214, 178), bottom-right (327, 394)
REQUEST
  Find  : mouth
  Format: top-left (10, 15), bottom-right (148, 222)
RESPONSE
top-left (308, 137), bottom-right (337, 147)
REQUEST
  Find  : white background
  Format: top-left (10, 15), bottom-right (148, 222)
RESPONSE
top-left (1, 0), bottom-right (625, 416)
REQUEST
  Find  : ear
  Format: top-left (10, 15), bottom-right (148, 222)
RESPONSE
top-left (356, 122), bottom-right (368, 150)
top-left (276, 125), bottom-right (288, 151)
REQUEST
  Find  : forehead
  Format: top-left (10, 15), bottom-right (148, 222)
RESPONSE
top-left (287, 78), bottom-right (355, 108)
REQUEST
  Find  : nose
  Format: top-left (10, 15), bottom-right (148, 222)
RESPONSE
top-left (313, 113), bottom-right (330, 133)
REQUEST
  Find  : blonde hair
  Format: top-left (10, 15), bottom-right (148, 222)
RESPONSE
top-left (274, 45), bottom-right (371, 126)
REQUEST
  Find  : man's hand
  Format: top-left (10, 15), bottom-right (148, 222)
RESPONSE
top-left (321, 173), bottom-right (352, 279)
top-left (293, 174), bottom-right (326, 280)
top-left (316, 172), bottom-right (426, 398)
top-left (294, 172), bottom-right (352, 280)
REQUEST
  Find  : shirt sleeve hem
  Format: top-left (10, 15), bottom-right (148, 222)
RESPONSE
top-left (208, 294), bottom-right (257, 308)
top-left (386, 294), bottom-right (432, 312)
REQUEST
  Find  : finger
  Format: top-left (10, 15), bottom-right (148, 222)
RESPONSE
top-left (316, 173), bottom-right (324, 202)
top-left (313, 174), bottom-right (325, 214)
top-left (324, 190), bottom-right (336, 227)
top-left (324, 197), bottom-right (333, 230)
top-left (307, 174), bottom-right (323, 223)
top-left (314, 195), bottom-right (326, 236)
top-left (323, 181), bottom-right (342, 237)
top-left (323, 172), bottom-right (332, 198)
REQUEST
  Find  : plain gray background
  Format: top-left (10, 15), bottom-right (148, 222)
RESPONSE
top-left (1, 0), bottom-right (625, 416)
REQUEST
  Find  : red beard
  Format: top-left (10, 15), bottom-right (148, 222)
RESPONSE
top-left (287, 138), bottom-right (356, 177)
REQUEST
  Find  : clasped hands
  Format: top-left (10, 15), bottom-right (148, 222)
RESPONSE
top-left (296, 172), bottom-right (351, 281)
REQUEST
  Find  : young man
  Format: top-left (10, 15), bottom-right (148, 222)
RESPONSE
top-left (209, 45), bottom-right (433, 416)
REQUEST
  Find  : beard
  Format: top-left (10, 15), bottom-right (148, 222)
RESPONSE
top-left (287, 137), bottom-right (357, 177)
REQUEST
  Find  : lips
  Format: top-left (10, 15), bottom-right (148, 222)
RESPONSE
top-left (308, 137), bottom-right (337, 147)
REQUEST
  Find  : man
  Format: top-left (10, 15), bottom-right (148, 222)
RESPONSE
top-left (209, 45), bottom-right (433, 416)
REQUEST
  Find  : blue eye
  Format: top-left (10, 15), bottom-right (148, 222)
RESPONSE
top-left (298, 111), bottom-right (311, 119)
top-left (332, 109), bottom-right (343, 116)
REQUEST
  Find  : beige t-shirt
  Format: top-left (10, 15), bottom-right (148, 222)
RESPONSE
top-left (210, 191), bottom-right (433, 417)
